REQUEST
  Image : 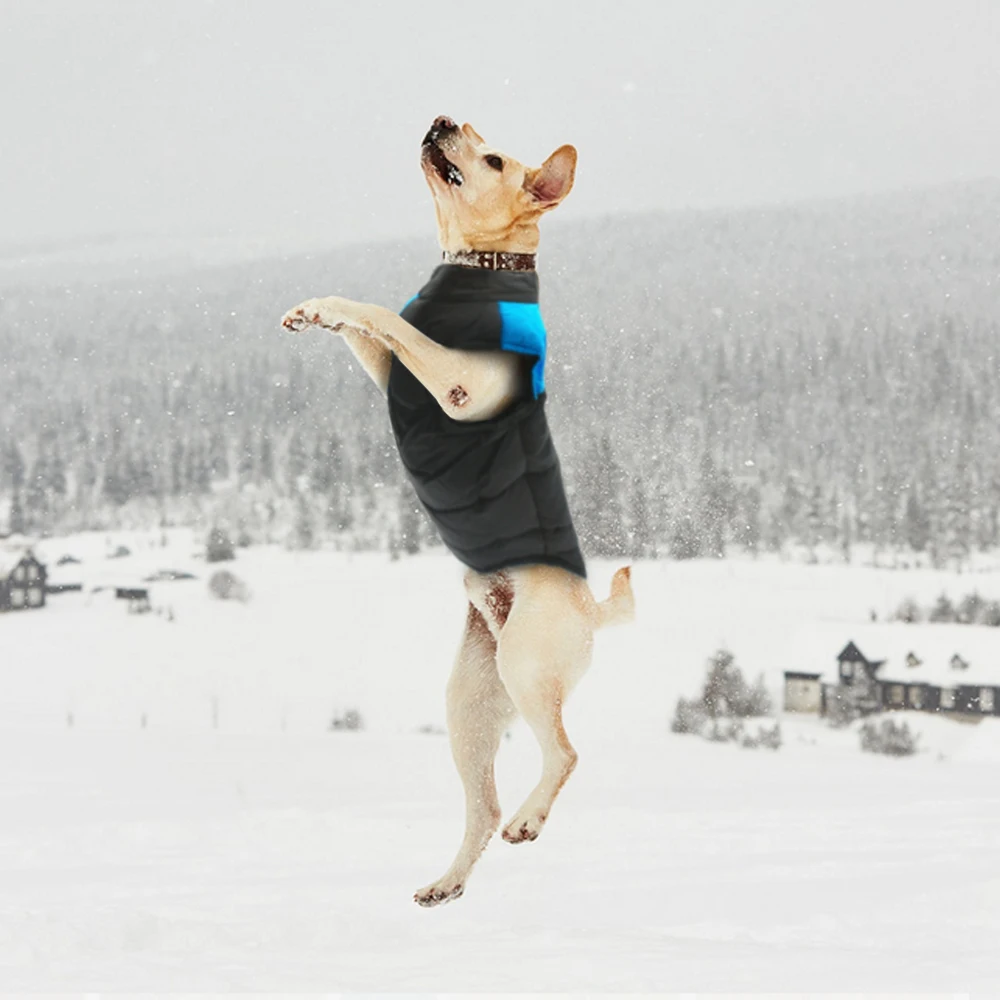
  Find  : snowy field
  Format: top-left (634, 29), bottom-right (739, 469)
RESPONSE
top-left (2, 531), bottom-right (1000, 990)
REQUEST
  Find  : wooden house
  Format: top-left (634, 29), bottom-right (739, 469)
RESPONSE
top-left (0, 546), bottom-right (47, 612)
top-left (784, 629), bottom-right (1000, 720)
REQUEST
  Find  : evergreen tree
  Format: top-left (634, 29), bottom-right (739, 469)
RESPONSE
top-left (259, 431), bottom-right (275, 483)
top-left (779, 476), bottom-right (805, 544)
top-left (805, 484), bottom-right (825, 559)
top-left (208, 429), bottom-right (229, 481)
top-left (733, 483), bottom-right (761, 555)
top-left (170, 439), bottom-right (186, 496)
top-left (291, 492), bottom-right (317, 550)
top-left (206, 525), bottom-right (236, 562)
top-left (287, 430), bottom-right (308, 490)
top-left (1, 442), bottom-right (25, 494)
top-left (628, 475), bottom-right (654, 558)
top-left (8, 491), bottom-right (25, 535)
top-left (236, 429), bottom-right (255, 485)
top-left (904, 488), bottom-right (930, 552)
top-left (579, 434), bottom-right (628, 557)
top-left (698, 450), bottom-right (734, 558)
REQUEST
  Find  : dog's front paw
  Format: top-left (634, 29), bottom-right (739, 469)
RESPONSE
top-left (502, 809), bottom-right (547, 844)
top-left (414, 879), bottom-right (465, 908)
top-left (280, 298), bottom-right (347, 334)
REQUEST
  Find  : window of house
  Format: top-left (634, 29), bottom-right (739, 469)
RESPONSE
top-left (27, 564), bottom-right (39, 582)
top-left (982, 688), bottom-right (995, 713)
top-left (841, 661), bottom-right (855, 680)
top-left (10, 588), bottom-right (25, 608)
top-left (890, 685), bottom-right (905, 706)
top-left (940, 688), bottom-right (955, 710)
top-left (13, 566), bottom-right (25, 582)
top-left (27, 587), bottom-right (42, 607)
top-left (909, 687), bottom-right (924, 709)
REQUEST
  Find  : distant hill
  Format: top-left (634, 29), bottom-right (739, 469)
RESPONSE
top-left (2, 179), bottom-right (999, 563)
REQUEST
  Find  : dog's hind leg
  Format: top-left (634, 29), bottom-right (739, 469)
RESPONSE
top-left (495, 594), bottom-right (594, 845)
top-left (414, 604), bottom-right (516, 908)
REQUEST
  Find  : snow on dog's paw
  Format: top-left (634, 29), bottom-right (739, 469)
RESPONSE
top-left (280, 299), bottom-right (345, 334)
top-left (414, 880), bottom-right (464, 908)
top-left (502, 811), bottom-right (546, 844)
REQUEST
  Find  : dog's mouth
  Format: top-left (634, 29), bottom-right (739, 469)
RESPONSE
top-left (422, 128), bottom-right (464, 187)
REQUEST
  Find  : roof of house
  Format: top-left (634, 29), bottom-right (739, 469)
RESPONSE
top-left (863, 624), bottom-right (1000, 687)
top-left (781, 622), bottom-right (1000, 688)
top-left (0, 544), bottom-right (40, 582)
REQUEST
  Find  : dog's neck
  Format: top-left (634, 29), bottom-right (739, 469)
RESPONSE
top-left (442, 249), bottom-right (537, 272)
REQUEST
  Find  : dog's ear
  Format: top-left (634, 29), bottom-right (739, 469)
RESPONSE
top-left (524, 145), bottom-right (577, 209)
top-left (462, 123), bottom-right (486, 146)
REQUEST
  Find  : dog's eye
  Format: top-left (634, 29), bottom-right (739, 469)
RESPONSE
top-left (484, 155), bottom-right (504, 171)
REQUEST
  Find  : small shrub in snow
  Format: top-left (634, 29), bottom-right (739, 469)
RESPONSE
top-left (208, 569), bottom-right (251, 602)
top-left (671, 650), bottom-right (779, 749)
top-left (928, 593), bottom-right (956, 623)
top-left (979, 601), bottom-right (1000, 627)
top-left (957, 592), bottom-right (985, 624)
top-left (330, 709), bottom-right (364, 732)
top-left (206, 526), bottom-right (235, 563)
top-left (893, 597), bottom-right (922, 624)
top-left (706, 719), bottom-right (730, 743)
top-left (742, 721), bottom-right (782, 750)
top-left (702, 650), bottom-right (772, 719)
top-left (825, 687), bottom-right (860, 728)
top-left (860, 718), bottom-right (919, 757)
top-left (743, 675), bottom-right (773, 717)
top-left (416, 723), bottom-right (446, 736)
top-left (670, 696), bottom-right (706, 734)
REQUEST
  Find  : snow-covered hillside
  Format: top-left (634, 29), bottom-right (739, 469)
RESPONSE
top-left (2, 534), bottom-right (999, 989)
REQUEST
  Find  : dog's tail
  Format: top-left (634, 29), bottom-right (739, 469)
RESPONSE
top-left (595, 566), bottom-right (635, 630)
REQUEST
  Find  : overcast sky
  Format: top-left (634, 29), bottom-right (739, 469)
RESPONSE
top-left (2, 0), bottom-right (999, 254)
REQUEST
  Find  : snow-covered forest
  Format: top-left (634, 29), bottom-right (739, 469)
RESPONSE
top-left (3, 179), bottom-right (998, 564)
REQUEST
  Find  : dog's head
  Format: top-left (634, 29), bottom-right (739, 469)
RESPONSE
top-left (420, 116), bottom-right (576, 253)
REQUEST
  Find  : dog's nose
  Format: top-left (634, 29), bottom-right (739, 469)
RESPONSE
top-left (433, 116), bottom-right (457, 132)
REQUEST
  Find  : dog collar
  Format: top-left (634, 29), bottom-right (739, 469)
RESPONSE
top-left (442, 249), bottom-right (537, 272)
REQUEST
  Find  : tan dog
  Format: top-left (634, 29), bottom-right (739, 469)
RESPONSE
top-left (282, 117), bottom-right (634, 906)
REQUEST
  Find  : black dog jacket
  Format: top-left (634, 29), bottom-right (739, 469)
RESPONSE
top-left (388, 264), bottom-right (586, 578)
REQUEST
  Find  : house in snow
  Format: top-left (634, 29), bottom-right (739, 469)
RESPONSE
top-left (783, 626), bottom-right (1000, 719)
top-left (0, 545), bottom-right (47, 612)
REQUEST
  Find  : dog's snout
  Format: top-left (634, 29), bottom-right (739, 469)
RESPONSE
top-left (433, 116), bottom-right (457, 132)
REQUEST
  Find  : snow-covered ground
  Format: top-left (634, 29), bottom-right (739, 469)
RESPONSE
top-left (2, 531), bottom-right (999, 989)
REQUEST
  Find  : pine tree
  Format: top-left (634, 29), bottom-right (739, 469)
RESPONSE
top-left (628, 475), bottom-right (654, 558)
top-left (287, 430), bottom-right (308, 491)
top-left (206, 525), bottom-right (236, 562)
top-left (840, 509), bottom-right (853, 564)
top-left (904, 488), bottom-right (930, 552)
top-left (944, 468), bottom-right (972, 571)
top-left (8, 491), bottom-right (25, 535)
top-left (579, 434), bottom-right (627, 557)
top-left (779, 476), bottom-right (805, 544)
top-left (805, 484), bottom-right (825, 560)
top-left (291, 492), bottom-right (317, 550)
top-left (259, 431), bottom-right (275, 484)
top-left (733, 483), bottom-right (761, 555)
top-left (236, 429), bottom-right (255, 485)
top-left (208, 429), bottom-right (229, 481)
top-left (1, 442), bottom-right (25, 494)
top-left (170, 439), bottom-right (186, 496)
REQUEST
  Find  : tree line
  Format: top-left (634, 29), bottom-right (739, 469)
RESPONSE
top-left (1, 179), bottom-right (998, 565)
